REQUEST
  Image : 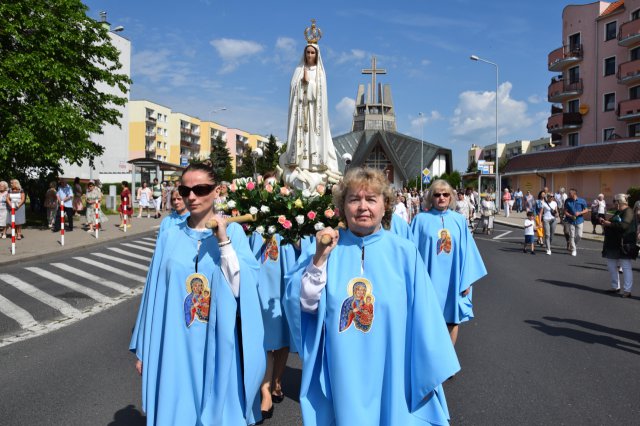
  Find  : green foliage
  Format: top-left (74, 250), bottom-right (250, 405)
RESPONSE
top-left (466, 161), bottom-right (477, 174)
top-left (0, 0), bottom-right (130, 184)
top-left (432, 170), bottom-right (462, 189)
top-left (627, 187), bottom-right (640, 207)
top-left (236, 148), bottom-right (255, 178)
top-left (256, 134), bottom-right (280, 175)
top-left (209, 135), bottom-right (234, 182)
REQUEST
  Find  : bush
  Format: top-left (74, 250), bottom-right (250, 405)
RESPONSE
top-left (627, 187), bottom-right (640, 207)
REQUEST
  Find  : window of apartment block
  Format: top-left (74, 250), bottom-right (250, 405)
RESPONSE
top-left (567, 99), bottom-right (580, 113)
top-left (630, 85), bottom-right (640, 99)
top-left (568, 133), bottom-right (579, 147)
top-left (603, 128), bottom-right (615, 141)
top-left (633, 9), bottom-right (640, 21)
top-left (629, 123), bottom-right (640, 137)
top-left (632, 47), bottom-right (640, 61)
top-left (604, 57), bottom-right (616, 76)
top-left (569, 33), bottom-right (581, 52)
top-left (605, 22), bottom-right (617, 41)
top-left (568, 66), bottom-right (580, 84)
top-left (604, 93), bottom-right (616, 111)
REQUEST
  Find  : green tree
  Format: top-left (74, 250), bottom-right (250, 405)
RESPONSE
top-left (209, 135), bottom-right (234, 182)
top-left (0, 0), bottom-right (130, 184)
top-left (236, 147), bottom-right (255, 178)
top-left (466, 160), bottom-right (477, 174)
top-left (257, 134), bottom-right (279, 174)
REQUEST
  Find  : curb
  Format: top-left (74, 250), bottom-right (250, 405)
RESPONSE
top-left (492, 218), bottom-right (604, 242)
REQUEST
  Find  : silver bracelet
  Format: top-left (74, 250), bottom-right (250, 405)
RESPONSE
top-left (218, 238), bottom-right (232, 247)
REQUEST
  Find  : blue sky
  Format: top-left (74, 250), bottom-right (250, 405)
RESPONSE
top-left (84, 0), bottom-right (581, 171)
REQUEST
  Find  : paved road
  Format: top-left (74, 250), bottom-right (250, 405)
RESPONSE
top-left (0, 224), bottom-right (638, 425)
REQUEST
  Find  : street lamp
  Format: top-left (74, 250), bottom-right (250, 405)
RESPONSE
top-left (470, 54), bottom-right (500, 210)
top-left (341, 153), bottom-right (352, 173)
top-left (251, 147), bottom-right (263, 180)
top-left (418, 112), bottom-right (424, 194)
top-left (210, 107), bottom-right (227, 120)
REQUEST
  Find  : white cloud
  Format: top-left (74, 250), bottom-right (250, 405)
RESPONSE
top-left (409, 111), bottom-right (444, 136)
top-left (333, 49), bottom-right (367, 65)
top-left (528, 94), bottom-right (543, 104)
top-left (132, 49), bottom-right (172, 82)
top-left (450, 81), bottom-right (533, 139)
top-left (332, 97), bottom-right (356, 135)
top-left (210, 38), bottom-right (264, 73)
top-left (273, 37), bottom-right (299, 67)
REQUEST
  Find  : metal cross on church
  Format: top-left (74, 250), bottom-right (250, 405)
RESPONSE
top-left (362, 56), bottom-right (386, 103)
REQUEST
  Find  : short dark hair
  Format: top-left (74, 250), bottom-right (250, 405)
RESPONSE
top-left (527, 211), bottom-right (534, 217)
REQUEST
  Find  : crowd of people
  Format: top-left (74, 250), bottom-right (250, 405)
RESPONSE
top-left (129, 163), bottom-right (488, 425)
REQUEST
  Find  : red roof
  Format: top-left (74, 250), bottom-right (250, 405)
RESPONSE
top-left (503, 140), bottom-right (640, 174)
top-left (600, 0), bottom-right (624, 17)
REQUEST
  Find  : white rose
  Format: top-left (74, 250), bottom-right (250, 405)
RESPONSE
top-left (295, 215), bottom-right (305, 225)
top-left (302, 189), bottom-right (311, 198)
top-left (249, 206), bottom-right (258, 215)
top-left (314, 222), bottom-right (325, 231)
top-left (268, 225), bottom-right (276, 234)
top-left (255, 225), bottom-right (265, 235)
top-left (260, 205), bottom-right (270, 213)
top-left (227, 200), bottom-right (237, 208)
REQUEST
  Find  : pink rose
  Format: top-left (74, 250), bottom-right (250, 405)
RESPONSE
top-left (229, 183), bottom-right (237, 192)
top-left (280, 187), bottom-right (290, 196)
top-left (265, 183), bottom-right (273, 193)
top-left (324, 209), bottom-right (335, 219)
top-left (278, 215), bottom-right (287, 224)
top-left (282, 220), bottom-right (292, 229)
top-left (246, 181), bottom-right (255, 190)
top-left (257, 175), bottom-right (264, 184)
top-left (307, 211), bottom-right (317, 220)
top-left (334, 208), bottom-right (340, 217)
top-left (315, 184), bottom-right (326, 195)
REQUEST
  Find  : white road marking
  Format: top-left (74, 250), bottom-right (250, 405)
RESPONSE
top-left (107, 247), bottom-right (151, 262)
top-left (91, 253), bottom-right (149, 271)
top-left (135, 240), bottom-right (156, 248)
top-left (73, 257), bottom-right (146, 283)
top-left (141, 237), bottom-right (157, 242)
top-left (25, 267), bottom-right (111, 304)
top-left (120, 242), bottom-right (155, 253)
top-left (50, 263), bottom-right (132, 294)
top-left (492, 231), bottom-right (520, 240)
top-left (0, 274), bottom-right (80, 317)
top-left (0, 293), bottom-right (38, 328)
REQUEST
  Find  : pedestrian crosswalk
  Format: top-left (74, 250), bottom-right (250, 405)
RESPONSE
top-left (0, 237), bottom-right (156, 348)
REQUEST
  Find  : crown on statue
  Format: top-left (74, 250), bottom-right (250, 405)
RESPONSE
top-left (304, 19), bottom-right (322, 44)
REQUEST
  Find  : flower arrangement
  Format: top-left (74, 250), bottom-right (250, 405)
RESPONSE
top-left (226, 177), bottom-right (340, 245)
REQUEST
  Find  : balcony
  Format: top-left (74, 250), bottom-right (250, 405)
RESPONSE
top-left (180, 139), bottom-right (191, 148)
top-left (617, 59), bottom-right (640, 85)
top-left (618, 19), bottom-right (640, 47)
top-left (145, 130), bottom-right (156, 137)
top-left (180, 127), bottom-right (192, 135)
top-left (548, 44), bottom-right (583, 71)
top-left (617, 98), bottom-right (640, 120)
top-left (547, 112), bottom-right (582, 133)
top-left (145, 116), bottom-right (157, 123)
top-left (548, 77), bottom-right (583, 102)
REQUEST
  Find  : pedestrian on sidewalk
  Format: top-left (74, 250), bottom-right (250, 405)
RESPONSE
top-left (524, 190), bottom-right (535, 213)
top-left (601, 194), bottom-right (636, 298)
top-left (118, 181), bottom-right (133, 228)
top-left (72, 177), bottom-right (83, 217)
top-left (523, 211), bottom-right (537, 254)
top-left (44, 181), bottom-right (58, 229)
top-left (514, 187), bottom-right (523, 213)
top-left (590, 193), bottom-right (606, 234)
top-left (151, 178), bottom-right (163, 219)
top-left (563, 188), bottom-right (589, 256)
top-left (554, 188), bottom-right (567, 221)
top-left (0, 181), bottom-right (8, 238)
top-left (85, 181), bottom-right (108, 232)
top-left (53, 179), bottom-right (74, 232)
top-left (540, 193), bottom-right (559, 255)
top-left (502, 188), bottom-right (512, 217)
top-left (480, 194), bottom-right (496, 235)
top-left (136, 181), bottom-right (152, 218)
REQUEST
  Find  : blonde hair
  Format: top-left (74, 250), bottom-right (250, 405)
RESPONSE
top-left (613, 193), bottom-right (629, 205)
top-left (9, 179), bottom-right (21, 191)
top-left (0, 181), bottom-right (8, 191)
top-left (422, 179), bottom-right (457, 211)
top-left (332, 167), bottom-right (395, 230)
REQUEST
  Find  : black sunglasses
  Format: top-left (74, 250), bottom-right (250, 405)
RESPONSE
top-left (432, 192), bottom-right (451, 198)
top-left (178, 184), bottom-right (216, 197)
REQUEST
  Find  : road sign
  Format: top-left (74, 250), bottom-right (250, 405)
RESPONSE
top-left (422, 168), bottom-right (431, 184)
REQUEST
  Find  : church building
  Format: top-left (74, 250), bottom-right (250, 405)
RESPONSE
top-left (332, 57), bottom-right (452, 189)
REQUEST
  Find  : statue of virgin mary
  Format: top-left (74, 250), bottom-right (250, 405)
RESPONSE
top-left (279, 20), bottom-right (341, 190)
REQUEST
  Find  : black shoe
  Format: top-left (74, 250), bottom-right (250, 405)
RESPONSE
top-left (523, 248), bottom-right (527, 253)
top-left (271, 392), bottom-right (284, 404)
top-left (605, 288), bottom-right (620, 294)
top-left (531, 251), bottom-right (536, 255)
top-left (261, 405), bottom-right (274, 420)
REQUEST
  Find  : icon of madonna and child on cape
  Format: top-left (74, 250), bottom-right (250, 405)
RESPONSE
top-left (339, 278), bottom-right (375, 333)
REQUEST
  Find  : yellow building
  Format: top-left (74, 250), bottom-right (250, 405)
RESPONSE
top-left (129, 100), bottom-right (172, 162)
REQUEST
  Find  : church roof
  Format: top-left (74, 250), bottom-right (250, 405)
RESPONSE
top-left (502, 140), bottom-right (640, 175)
top-left (332, 130), bottom-right (451, 180)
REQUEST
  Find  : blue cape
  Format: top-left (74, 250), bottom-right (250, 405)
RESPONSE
top-left (129, 221), bottom-right (265, 425)
top-left (248, 233), bottom-right (312, 352)
top-left (284, 228), bottom-right (460, 425)
top-left (390, 212), bottom-right (412, 239)
top-left (158, 210), bottom-right (190, 235)
top-left (411, 209), bottom-right (487, 324)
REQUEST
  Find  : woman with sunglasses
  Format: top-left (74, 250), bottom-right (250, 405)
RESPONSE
top-left (411, 179), bottom-right (487, 346)
top-left (130, 160), bottom-right (265, 425)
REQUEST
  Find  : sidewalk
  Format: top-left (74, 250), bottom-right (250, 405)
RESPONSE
top-left (491, 210), bottom-right (605, 242)
top-left (0, 213), bottom-right (162, 266)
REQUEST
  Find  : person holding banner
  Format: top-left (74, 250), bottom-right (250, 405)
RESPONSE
top-left (7, 179), bottom-right (26, 239)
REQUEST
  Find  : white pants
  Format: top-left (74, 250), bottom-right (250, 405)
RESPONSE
top-left (563, 222), bottom-right (583, 251)
top-left (606, 258), bottom-right (633, 293)
top-left (154, 196), bottom-right (162, 213)
top-left (503, 201), bottom-right (510, 217)
top-left (543, 219), bottom-right (556, 252)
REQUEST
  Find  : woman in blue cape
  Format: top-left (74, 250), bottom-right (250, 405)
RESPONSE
top-left (411, 180), bottom-right (487, 345)
top-left (129, 160), bottom-right (265, 425)
top-left (284, 168), bottom-right (460, 425)
top-left (157, 187), bottom-right (190, 235)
